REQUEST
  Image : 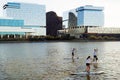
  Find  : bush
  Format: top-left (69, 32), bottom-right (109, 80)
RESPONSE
top-left (103, 36), bottom-right (110, 40)
top-left (88, 35), bottom-right (98, 40)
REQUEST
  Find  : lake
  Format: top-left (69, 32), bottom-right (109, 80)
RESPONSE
top-left (0, 41), bottom-right (120, 80)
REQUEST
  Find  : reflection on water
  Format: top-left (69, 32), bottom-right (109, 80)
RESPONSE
top-left (0, 42), bottom-right (120, 80)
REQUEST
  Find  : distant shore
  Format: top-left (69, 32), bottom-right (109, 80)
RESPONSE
top-left (0, 39), bottom-right (120, 43)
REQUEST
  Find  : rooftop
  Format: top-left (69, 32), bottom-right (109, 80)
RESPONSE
top-left (76, 5), bottom-right (104, 11)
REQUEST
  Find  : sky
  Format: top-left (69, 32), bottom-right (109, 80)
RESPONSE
top-left (0, 0), bottom-right (120, 27)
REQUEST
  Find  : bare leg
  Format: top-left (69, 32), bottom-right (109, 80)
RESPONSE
top-left (86, 66), bottom-right (90, 73)
top-left (86, 75), bottom-right (90, 80)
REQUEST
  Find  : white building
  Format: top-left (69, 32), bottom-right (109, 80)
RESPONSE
top-left (0, 2), bottom-right (46, 37)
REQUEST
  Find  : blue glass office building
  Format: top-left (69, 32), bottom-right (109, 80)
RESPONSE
top-left (76, 5), bottom-right (104, 27)
top-left (63, 5), bottom-right (104, 28)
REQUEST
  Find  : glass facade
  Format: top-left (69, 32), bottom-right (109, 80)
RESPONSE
top-left (76, 5), bottom-right (104, 27)
top-left (0, 31), bottom-right (25, 35)
top-left (0, 19), bottom-right (25, 35)
top-left (0, 19), bottom-right (24, 27)
top-left (63, 5), bottom-right (104, 28)
top-left (63, 9), bottom-right (77, 28)
top-left (0, 2), bottom-right (46, 36)
top-left (4, 2), bottom-right (46, 26)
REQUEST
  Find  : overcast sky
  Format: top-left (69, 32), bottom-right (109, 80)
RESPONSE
top-left (0, 0), bottom-right (120, 27)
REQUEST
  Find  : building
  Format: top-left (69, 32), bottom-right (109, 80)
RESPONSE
top-left (62, 5), bottom-right (104, 28)
top-left (63, 9), bottom-right (77, 28)
top-left (0, 18), bottom-right (34, 39)
top-left (0, 2), bottom-right (46, 39)
top-left (76, 5), bottom-right (104, 27)
top-left (59, 5), bottom-right (120, 39)
top-left (4, 2), bottom-right (46, 26)
top-left (46, 11), bottom-right (62, 36)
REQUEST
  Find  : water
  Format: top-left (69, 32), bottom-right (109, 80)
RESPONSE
top-left (0, 41), bottom-right (120, 80)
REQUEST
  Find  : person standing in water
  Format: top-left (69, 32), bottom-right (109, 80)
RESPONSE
top-left (72, 48), bottom-right (76, 59)
top-left (86, 56), bottom-right (92, 72)
top-left (93, 48), bottom-right (98, 62)
top-left (93, 48), bottom-right (98, 68)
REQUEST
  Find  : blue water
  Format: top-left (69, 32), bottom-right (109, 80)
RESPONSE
top-left (0, 41), bottom-right (120, 80)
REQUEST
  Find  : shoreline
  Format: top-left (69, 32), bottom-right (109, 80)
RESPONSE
top-left (0, 39), bottom-right (120, 43)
